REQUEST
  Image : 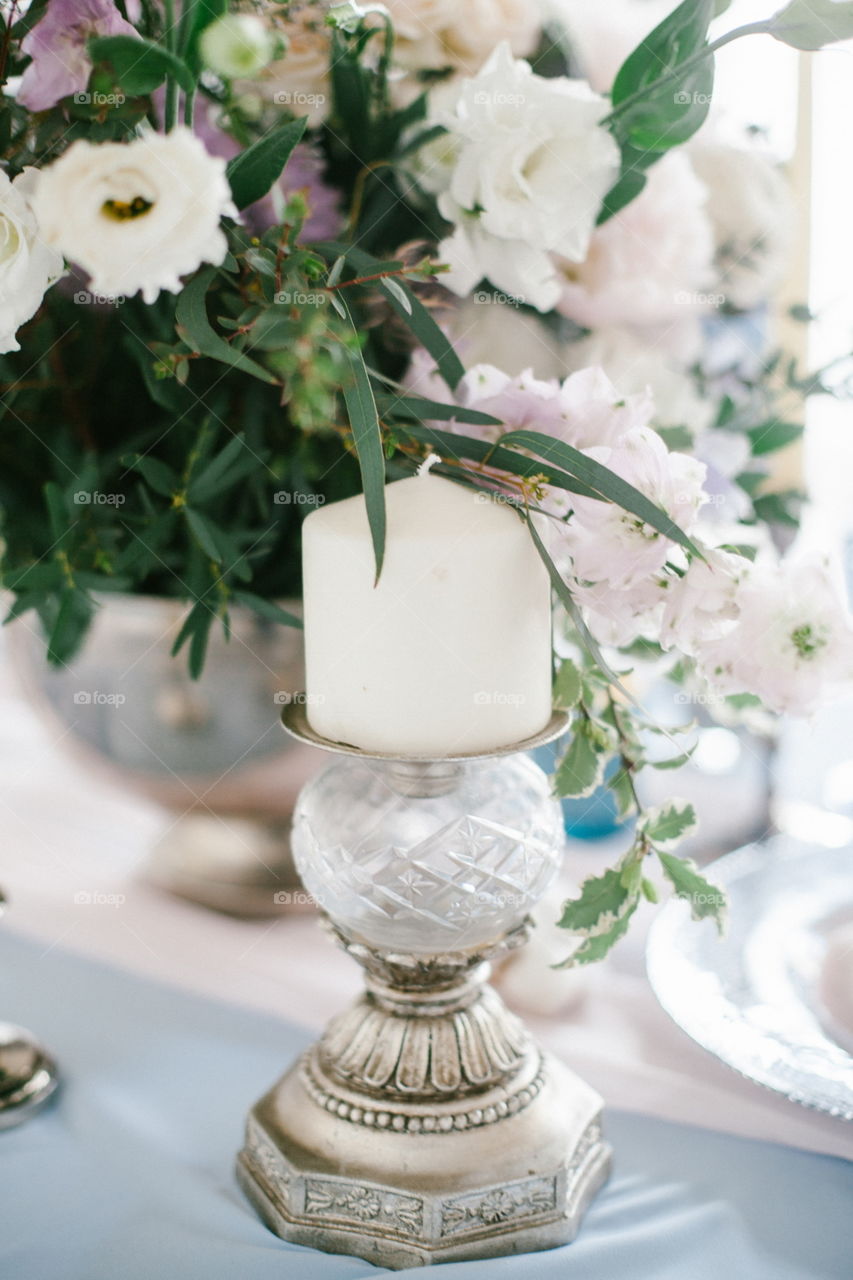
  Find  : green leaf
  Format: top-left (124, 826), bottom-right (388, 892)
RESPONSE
top-left (752, 489), bottom-right (804, 528)
top-left (226, 117), bottom-right (307, 211)
top-left (649, 747), bottom-right (696, 770)
top-left (376, 393), bottom-right (501, 430)
top-left (171, 599), bottom-right (216, 679)
top-left (399, 423), bottom-right (602, 501)
top-left (765, 0), bottom-right (853, 49)
top-left (609, 0), bottom-right (715, 152)
top-left (746, 420), bottom-right (803, 456)
top-left (381, 280), bottom-right (464, 391)
top-left (658, 851), bottom-right (726, 932)
top-left (181, 0), bottom-right (228, 69)
top-left (380, 276), bottom-right (412, 315)
top-left (175, 269), bottom-right (278, 384)
top-left (232, 591), bottom-right (303, 629)
top-left (89, 35), bottom-right (195, 95)
top-left (597, 163), bottom-right (649, 224)
top-left (554, 722), bottom-right (606, 799)
top-left (184, 508), bottom-right (222, 561)
top-left (608, 766), bottom-right (637, 820)
top-left (124, 453), bottom-right (178, 498)
top-left (553, 658), bottom-right (582, 710)
top-left (656, 424), bottom-right (694, 451)
top-left (555, 899), bottom-right (639, 967)
top-left (641, 877), bottom-right (659, 904)
top-left (339, 301), bottom-right (387, 582)
top-left (641, 799), bottom-right (698, 850)
top-left (558, 867), bottom-right (633, 932)
top-left (500, 428), bottom-right (702, 558)
top-left (188, 433), bottom-right (256, 502)
top-left (48, 589), bottom-right (94, 666)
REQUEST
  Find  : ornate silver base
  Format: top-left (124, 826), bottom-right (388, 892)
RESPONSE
top-left (237, 927), bottom-right (610, 1268)
top-left (237, 705), bottom-right (610, 1266)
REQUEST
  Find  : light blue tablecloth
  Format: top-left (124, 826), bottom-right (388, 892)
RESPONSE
top-left (1, 931), bottom-right (850, 1280)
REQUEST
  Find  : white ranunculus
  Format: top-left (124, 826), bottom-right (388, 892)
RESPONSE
top-left (0, 168), bottom-right (63, 353)
top-left (688, 140), bottom-right (796, 312)
top-left (555, 151), bottom-right (716, 331)
top-left (384, 0), bottom-right (539, 75)
top-left (697, 557), bottom-right (853, 716)
top-left (30, 130), bottom-right (237, 304)
top-left (429, 43), bottom-right (620, 311)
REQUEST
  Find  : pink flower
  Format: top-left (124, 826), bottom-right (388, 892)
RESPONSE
top-left (18, 0), bottom-right (139, 112)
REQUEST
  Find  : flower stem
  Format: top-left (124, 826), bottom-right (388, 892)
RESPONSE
top-left (163, 0), bottom-right (178, 131)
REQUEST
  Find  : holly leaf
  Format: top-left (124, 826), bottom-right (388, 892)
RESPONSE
top-left (640, 799), bottom-right (698, 850)
top-left (658, 852), bottom-right (726, 932)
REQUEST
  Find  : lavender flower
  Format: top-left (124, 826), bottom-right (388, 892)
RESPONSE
top-left (17, 0), bottom-right (139, 113)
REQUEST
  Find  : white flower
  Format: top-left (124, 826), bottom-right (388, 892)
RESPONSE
top-left (560, 426), bottom-right (708, 588)
top-left (688, 139), bottom-right (796, 312)
top-left (566, 327), bottom-right (714, 435)
top-left (201, 13), bottom-right (279, 79)
top-left (384, 0), bottom-right (539, 75)
top-left (0, 168), bottom-right (63, 353)
top-left (30, 129), bottom-right (236, 304)
top-left (697, 556), bottom-right (853, 715)
top-left (555, 152), bottom-right (715, 331)
top-left (658, 547), bottom-right (748, 653)
top-left (429, 43), bottom-right (620, 311)
top-left (253, 15), bottom-right (331, 126)
top-left (442, 295), bottom-right (566, 379)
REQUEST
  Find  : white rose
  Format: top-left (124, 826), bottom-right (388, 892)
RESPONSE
top-left (688, 139), bottom-right (795, 312)
top-left (0, 168), bottom-right (63, 354)
top-left (30, 129), bottom-right (237, 305)
top-left (555, 151), bottom-right (716, 330)
top-left (384, 0), bottom-right (539, 75)
top-left (430, 43), bottom-right (620, 311)
top-left (254, 17), bottom-right (331, 126)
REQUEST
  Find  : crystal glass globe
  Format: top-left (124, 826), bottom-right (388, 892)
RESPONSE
top-left (291, 753), bottom-right (564, 955)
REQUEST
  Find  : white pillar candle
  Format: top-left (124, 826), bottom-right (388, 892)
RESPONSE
top-left (301, 473), bottom-right (553, 756)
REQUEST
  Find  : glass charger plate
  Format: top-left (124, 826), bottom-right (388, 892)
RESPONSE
top-left (646, 836), bottom-right (853, 1120)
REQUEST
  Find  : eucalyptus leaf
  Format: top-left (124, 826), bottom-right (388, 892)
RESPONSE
top-left (175, 269), bottom-right (278, 384)
top-left (226, 117), bottom-right (307, 211)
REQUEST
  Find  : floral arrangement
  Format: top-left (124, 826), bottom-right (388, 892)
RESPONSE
top-left (2, 0), bottom-right (853, 960)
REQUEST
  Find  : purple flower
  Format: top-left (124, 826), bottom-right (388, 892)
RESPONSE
top-left (17, 0), bottom-right (139, 113)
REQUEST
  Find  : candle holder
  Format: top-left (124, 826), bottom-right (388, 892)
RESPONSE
top-left (237, 702), bottom-right (611, 1268)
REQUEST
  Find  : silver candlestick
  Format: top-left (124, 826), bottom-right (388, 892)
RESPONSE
top-left (237, 703), bottom-right (611, 1268)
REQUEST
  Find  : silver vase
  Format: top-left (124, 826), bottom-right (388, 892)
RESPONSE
top-left (8, 594), bottom-right (323, 916)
